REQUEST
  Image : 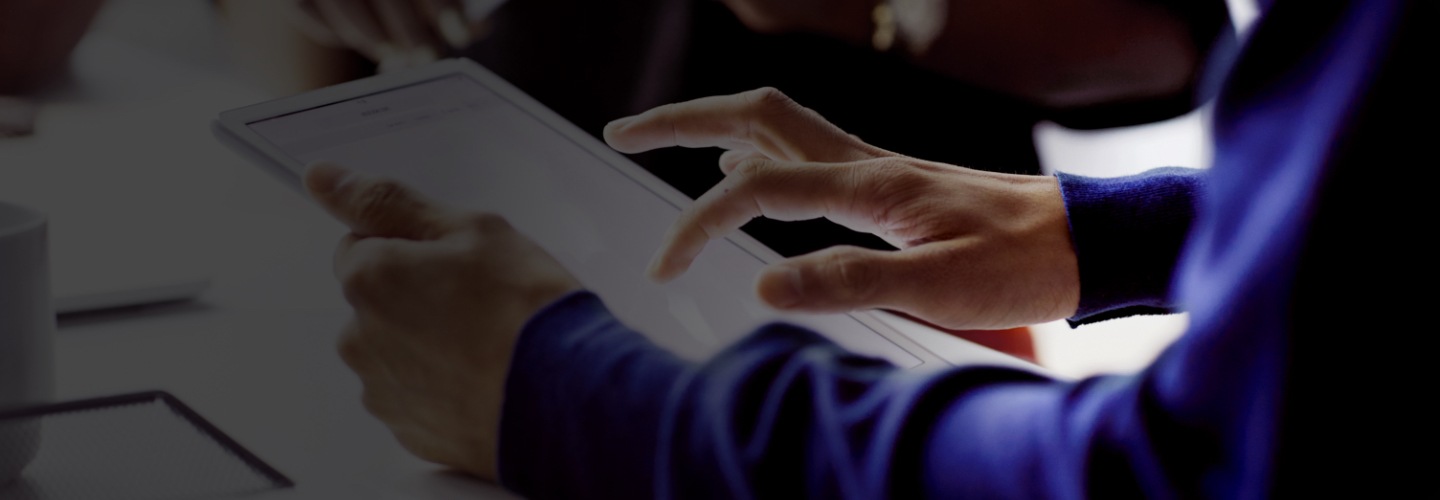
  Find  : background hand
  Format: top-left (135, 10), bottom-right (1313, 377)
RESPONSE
top-left (0, 0), bottom-right (107, 94)
top-left (605, 88), bottom-right (1079, 330)
top-left (279, 0), bottom-right (487, 72)
top-left (719, 0), bottom-right (876, 45)
top-left (304, 163), bottom-right (581, 481)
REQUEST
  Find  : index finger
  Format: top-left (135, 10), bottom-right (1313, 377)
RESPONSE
top-left (602, 88), bottom-right (883, 163)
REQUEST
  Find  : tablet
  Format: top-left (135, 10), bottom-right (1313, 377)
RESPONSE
top-left (213, 59), bottom-right (1036, 371)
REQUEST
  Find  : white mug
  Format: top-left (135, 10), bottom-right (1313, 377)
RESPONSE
top-left (0, 201), bottom-right (54, 484)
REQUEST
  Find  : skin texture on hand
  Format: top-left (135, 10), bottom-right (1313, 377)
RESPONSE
top-left (304, 163), bottom-right (581, 481)
top-left (605, 88), bottom-right (1080, 330)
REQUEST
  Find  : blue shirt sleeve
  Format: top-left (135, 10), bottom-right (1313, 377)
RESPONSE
top-left (497, 291), bottom-right (690, 498)
top-left (1056, 167), bottom-right (1205, 325)
top-left (498, 291), bottom-right (1240, 499)
top-left (499, 291), bottom-right (1051, 499)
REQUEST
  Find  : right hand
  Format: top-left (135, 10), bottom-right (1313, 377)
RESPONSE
top-left (604, 88), bottom-right (1080, 330)
top-left (278, 0), bottom-right (487, 72)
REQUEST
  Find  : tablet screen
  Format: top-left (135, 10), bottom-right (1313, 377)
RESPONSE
top-left (244, 73), bottom-right (923, 367)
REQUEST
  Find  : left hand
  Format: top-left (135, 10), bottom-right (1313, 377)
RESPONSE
top-left (719, 0), bottom-right (876, 45)
top-left (304, 163), bottom-right (581, 481)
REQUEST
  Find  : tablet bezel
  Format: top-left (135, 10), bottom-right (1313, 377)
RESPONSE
top-left (214, 58), bottom-right (1053, 374)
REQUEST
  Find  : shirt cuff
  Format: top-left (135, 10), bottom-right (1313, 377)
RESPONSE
top-left (1056, 167), bottom-right (1204, 325)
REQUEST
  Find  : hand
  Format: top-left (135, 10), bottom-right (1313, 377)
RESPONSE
top-left (278, 0), bottom-right (487, 72)
top-left (304, 163), bottom-right (581, 480)
top-left (0, 0), bottom-right (106, 93)
top-left (720, 0), bottom-right (876, 45)
top-left (604, 88), bottom-right (1079, 330)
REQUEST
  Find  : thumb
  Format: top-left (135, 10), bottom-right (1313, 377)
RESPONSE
top-left (304, 162), bottom-right (456, 240)
top-left (756, 246), bottom-right (911, 313)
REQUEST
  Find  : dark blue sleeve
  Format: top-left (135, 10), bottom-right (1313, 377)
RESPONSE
top-left (1056, 167), bottom-right (1204, 325)
top-left (498, 291), bottom-right (691, 498)
top-left (499, 292), bottom-right (1206, 499)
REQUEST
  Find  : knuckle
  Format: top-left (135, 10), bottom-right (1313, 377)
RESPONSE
top-left (731, 158), bottom-right (768, 179)
top-left (672, 205), bottom-right (714, 242)
top-left (336, 329), bottom-right (368, 371)
top-left (746, 86), bottom-right (791, 108)
top-left (827, 250), bottom-right (878, 302)
top-left (354, 179), bottom-right (407, 223)
top-left (341, 247), bottom-right (408, 303)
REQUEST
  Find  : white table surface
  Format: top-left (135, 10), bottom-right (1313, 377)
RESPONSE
top-left (0, 6), bottom-right (519, 497)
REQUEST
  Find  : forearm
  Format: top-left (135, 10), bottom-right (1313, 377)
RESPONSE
top-left (504, 284), bottom-right (1287, 499)
top-left (500, 291), bottom-right (691, 498)
top-left (500, 291), bottom-right (1050, 497)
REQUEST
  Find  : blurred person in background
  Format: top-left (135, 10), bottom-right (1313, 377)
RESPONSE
top-left (0, 0), bottom-right (106, 94)
top-left (0, 0), bottom-right (106, 136)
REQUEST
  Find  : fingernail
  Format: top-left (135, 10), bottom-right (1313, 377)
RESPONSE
top-left (762, 267), bottom-right (802, 308)
top-left (437, 8), bottom-right (471, 50)
top-left (603, 117), bottom-right (638, 150)
top-left (305, 162), bottom-right (353, 195)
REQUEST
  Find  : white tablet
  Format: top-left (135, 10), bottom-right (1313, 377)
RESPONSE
top-left (213, 58), bottom-right (1038, 372)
